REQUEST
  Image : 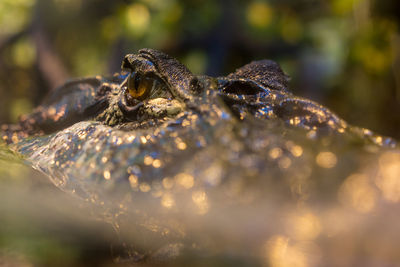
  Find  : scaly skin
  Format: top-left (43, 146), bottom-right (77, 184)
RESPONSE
top-left (1, 49), bottom-right (398, 263)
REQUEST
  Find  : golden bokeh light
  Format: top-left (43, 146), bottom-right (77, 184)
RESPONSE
top-left (269, 147), bottom-right (283, 159)
top-left (192, 190), bottom-right (209, 214)
top-left (129, 174), bottom-right (138, 188)
top-left (140, 136), bottom-right (147, 144)
top-left (177, 141), bottom-right (187, 150)
top-left (290, 145), bottom-right (303, 158)
top-left (152, 159), bottom-right (162, 168)
top-left (338, 173), bottom-right (377, 213)
top-left (103, 170), bottom-right (111, 180)
top-left (203, 164), bottom-right (222, 186)
top-left (143, 155), bottom-right (154, 165)
top-left (316, 151), bottom-right (337, 168)
top-left (139, 182), bottom-right (151, 192)
top-left (286, 210), bottom-right (322, 241)
top-left (375, 152), bottom-right (400, 202)
top-left (161, 193), bottom-right (175, 208)
top-left (263, 235), bottom-right (310, 267)
top-left (175, 173), bottom-right (194, 189)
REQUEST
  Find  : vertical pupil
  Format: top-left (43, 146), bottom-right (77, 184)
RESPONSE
top-left (134, 73), bottom-right (141, 90)
top-left (128, 72), bottom-right (136, 92)
top-left (127, 72), bottom-right (152, 99)
top-left (127, 72), bottom-right (144, 93)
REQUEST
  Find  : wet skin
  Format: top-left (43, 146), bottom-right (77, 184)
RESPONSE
top-left (1, 48), bottom-right (365, 138)
top-left (1, 49), bottom-right (398, 263)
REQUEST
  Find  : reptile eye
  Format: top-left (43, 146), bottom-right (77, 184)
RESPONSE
top-left (127, 72), bottom-right (153, 100)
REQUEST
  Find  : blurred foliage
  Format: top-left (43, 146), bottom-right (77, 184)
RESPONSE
top-left (0, 0), bottom-right (399, 138)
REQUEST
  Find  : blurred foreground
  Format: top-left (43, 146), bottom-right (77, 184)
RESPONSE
top-left (1, 119), bottom-right (400, 266)
top-left (0, 143), bottom-right (127, 266)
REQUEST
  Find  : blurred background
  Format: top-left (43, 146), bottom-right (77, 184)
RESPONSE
top-left (0, 0), bottom-right (399, 138)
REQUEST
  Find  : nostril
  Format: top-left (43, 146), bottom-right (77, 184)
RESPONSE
top-left (221, 80), bottom-right (266, 95)
top-left (189, 77), bottom-right (202, 95)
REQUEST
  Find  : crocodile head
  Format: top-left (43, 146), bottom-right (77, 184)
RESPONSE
top-left (1, 49), bottom-right (398, 263)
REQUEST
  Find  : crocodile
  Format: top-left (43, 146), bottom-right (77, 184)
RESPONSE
top-left (1, 49), bottom-right (399, 265)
